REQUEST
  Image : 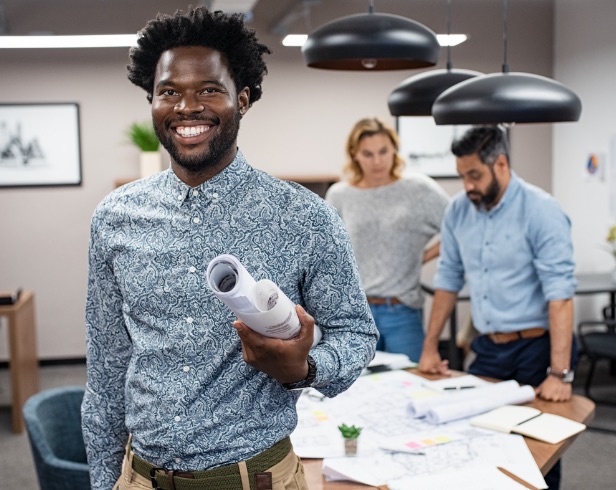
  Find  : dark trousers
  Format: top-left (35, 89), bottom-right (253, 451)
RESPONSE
top-left (468, 333), bottom-right (579, 490)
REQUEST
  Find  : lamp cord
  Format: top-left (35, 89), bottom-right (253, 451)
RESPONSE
top-left (502, 0), bottom-right (510, 73)
top-left (446, 0), bottom-right (452, 70)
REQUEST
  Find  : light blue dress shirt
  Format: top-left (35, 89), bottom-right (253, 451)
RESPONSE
top-left (434, 171), bottom-right (576, 334)
top-left (82, 151), bottom-right (378, 489)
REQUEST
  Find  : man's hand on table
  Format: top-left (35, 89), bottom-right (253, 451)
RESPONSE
top-left (418, 350), bottom-right (451, 375)
top-left (535, 375), bottom-right (573, 402)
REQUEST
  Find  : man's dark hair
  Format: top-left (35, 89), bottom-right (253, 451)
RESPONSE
top-left (451, 126), bottom-right (510, 166)
top-left (127, 6), bottom-right (271, 104)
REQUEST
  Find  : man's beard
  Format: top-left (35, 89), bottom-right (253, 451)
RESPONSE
top-left (156, 109), bottom-right (241, 173)
top-left (467, 166), bottom-right (500, 210)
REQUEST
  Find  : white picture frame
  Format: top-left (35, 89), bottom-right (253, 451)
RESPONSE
top-left (0, 103), bottom-right (82, 187)
top-left (397, 116), bottom-right (471, 179)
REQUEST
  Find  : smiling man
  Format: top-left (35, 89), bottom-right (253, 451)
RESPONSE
top-left (418, 125), bottom-right (577, 489)
top-left (81, 7), bottom-right (377, 490)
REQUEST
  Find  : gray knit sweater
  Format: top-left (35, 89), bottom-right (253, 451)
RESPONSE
top-left (325, 174), bottom-right (449, 308)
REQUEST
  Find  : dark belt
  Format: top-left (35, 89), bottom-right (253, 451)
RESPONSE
top-left (367, 296), bottom-right (402, 305)
top-left (132, 437), bottom-right (291, 490)
top-left (486, 327), bottom-right (547, 344)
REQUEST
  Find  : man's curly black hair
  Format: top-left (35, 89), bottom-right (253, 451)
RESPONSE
top-left (127, 6), bottom-right (271, 105)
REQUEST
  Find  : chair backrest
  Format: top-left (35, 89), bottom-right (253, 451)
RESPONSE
top-left (23, 385), bottom-right (91, 490)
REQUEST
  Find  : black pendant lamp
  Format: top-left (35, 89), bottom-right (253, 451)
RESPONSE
top-left (301, 1), bottom-right (440, 71)
top-left (388, 0), bottom-right (481, 116)
top-left (432, 0), bottom-right (581, 125)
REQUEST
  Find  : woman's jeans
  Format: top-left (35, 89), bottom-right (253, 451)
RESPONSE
top-left (370, 302), bottom-right (424, 362)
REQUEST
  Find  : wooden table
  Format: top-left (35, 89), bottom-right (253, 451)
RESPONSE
top-left (0, 291), bottom-right (40, 432)
top-left (300, 370), bottom-right (596, 489)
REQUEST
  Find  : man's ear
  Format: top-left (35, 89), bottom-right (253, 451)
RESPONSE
top-left (495, 154), bottom-right (509, 170)
top-left (238, 87), bottom-right (250, 116)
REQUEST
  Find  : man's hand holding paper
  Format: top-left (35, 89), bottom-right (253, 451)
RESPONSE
top-left (234, 305), bottom-right (315, 384)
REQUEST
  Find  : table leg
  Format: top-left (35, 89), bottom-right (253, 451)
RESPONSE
top-left (448, 308), bottom-right (462, 371)
top-left (7, 293), bottom-right (40, 433)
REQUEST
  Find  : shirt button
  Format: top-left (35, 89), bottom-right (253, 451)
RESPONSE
top-left (212, 192), bottom-right (219, 199)
top-left (183, 366), bottom-right (190, 372)
top-left (174, 416), bottom-right (181, 422)
top-left (186, 317), bottom-right (194, 324)
top-left (193, 217), bottom-right (201, 224)
top-left (193, 190), bottom-right (199, 197)
top-left (175, 458), bottom-right (182, 464)
top-left (177, 194), bottom-right (183, 201)
top-left (188, 266), bottom-right (196, 273)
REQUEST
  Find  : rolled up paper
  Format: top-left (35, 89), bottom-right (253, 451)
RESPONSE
top-left (422, 382), bottom-right (536, 425)
top-left (207, 254), bottom-right (322, 346)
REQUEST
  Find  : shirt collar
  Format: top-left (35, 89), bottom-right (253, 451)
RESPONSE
top-left (164, 150), bottom-right (250, 206)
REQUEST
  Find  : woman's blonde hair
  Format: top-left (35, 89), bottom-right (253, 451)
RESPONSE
top-left (343, 117), bottom-right (405, 184)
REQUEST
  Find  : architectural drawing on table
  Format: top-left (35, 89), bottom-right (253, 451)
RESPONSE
top-left (0, 121), bottom-right (46, 166)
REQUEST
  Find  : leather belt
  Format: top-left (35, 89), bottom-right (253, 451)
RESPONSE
top-left (487, 327), bottom-right (547, 344)
top-left (367, 296), bottom-right (402, 305)
top-left (132, 437), bottom-right (291, 490)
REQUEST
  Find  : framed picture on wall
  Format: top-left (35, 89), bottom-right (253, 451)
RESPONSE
top-left (0, 103), bottom-right (82, 188)
top-left (397, 116), bottom-right (471, 179)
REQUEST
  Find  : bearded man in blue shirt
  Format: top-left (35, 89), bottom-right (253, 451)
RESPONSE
top-left (418, 125), bottom-right (577, 489)
top-left (81, 7), bottom-right (378, 490)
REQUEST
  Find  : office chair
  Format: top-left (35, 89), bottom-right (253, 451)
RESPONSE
top-left (577, 312), bottom-right (616, 405)
top-left (22, 385), bottom-right (91, 490)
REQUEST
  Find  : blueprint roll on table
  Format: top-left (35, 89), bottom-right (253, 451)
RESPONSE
top-left (207, 253), bottom-right (322, 347)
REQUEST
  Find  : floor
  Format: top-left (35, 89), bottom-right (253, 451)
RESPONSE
top-left (0, 357), bottom-right (615, 489)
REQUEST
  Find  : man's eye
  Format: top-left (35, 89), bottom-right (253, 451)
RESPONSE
top-left (160, 89), bottom-right (177, 96)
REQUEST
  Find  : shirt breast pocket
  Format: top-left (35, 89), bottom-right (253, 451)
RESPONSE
top-left (492, 231), bottom-right (531, 272)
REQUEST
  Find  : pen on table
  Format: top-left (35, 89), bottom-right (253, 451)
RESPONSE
top-left (443, 385), bottom-right (476, 390)
top-left (381, 448), bottom-right (426, 456)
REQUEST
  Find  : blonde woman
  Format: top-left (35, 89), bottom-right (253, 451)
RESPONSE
top-left (325, 117), bottom-right (449, 362)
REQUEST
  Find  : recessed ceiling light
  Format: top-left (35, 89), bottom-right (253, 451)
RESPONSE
top-left (282, 34), bottom-right (308, 47)
top-left (0, 34), bottom-right (138, 49)
top-left (436, 34), bottom-right (467, 47)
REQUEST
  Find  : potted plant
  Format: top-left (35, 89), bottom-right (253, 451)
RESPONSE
top-left (606, 225), bottom-right (616, 282)
top-left (338, 423), bottom-right (362, 456)
top-left (126, 121), bottom-right (162, 178)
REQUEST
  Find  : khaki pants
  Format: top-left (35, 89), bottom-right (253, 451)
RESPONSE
top-left (113, 445), bottom-right (309, 490)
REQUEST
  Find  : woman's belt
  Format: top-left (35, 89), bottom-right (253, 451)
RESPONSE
top-left (366, 296), bottom-right (402, 305)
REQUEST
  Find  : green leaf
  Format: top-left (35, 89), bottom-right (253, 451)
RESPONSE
top-left (126, 121), bottom-right (160, 152)
top-left (338, 423), bottom-right (362, 439)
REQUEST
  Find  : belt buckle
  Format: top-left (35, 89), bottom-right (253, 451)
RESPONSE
top-left (149, 467), bottom-right (166, 490)
top-left (489, 333), bottom-right (508, 344)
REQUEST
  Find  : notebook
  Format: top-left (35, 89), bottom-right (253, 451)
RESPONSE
top-left (470, 405), bottom-right (586, 444)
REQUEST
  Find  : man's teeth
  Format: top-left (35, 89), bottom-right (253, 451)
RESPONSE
top-left (176, 125), bottom-right (209, 137)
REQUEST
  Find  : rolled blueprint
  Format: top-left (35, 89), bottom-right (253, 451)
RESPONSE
top-left (407, 379), bottom-right (522, 419)
top-left (207, 254), bottom-right (322, 346)
top-left (423, 382), bottom-right (536, 425)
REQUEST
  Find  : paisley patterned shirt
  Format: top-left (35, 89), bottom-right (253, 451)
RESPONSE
top-left (82, 151), bottom-right (378, 489)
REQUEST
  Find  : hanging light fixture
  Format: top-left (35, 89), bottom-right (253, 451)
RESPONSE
top-left (301, 0), bottom-right (440, 71)
top-left (432, 0), bottom-right (581, 125)
top-left (388, 0), bottom-right (480, 116)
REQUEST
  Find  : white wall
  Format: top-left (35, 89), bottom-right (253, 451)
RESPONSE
top-left (553, 0), bottom-right (616, 323)
top-left (0, 0), bottom-right (562, 359)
